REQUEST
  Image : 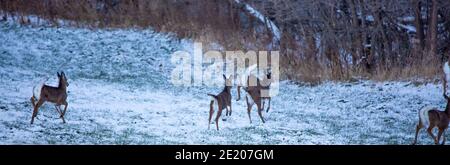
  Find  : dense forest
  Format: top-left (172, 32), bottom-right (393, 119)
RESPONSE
top-left (1, 0), bottom-right (449, 83)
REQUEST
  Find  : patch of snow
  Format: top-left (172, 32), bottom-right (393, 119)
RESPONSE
top-left (401, 16), bottom-right (415, 22)
top-left (0, 20), bottom-right (446, 145)
top-left (397, 23), bottom-right (417, 33)
top-left (235, 0), bottom-right (281, 44)
top-left (365, 15), bottom-right (374, 22)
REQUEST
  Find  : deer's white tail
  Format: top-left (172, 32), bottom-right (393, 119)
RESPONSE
top-left (208, 94), bottom-right (220, 120)
top-left (419, 106), bottom-right (436, 128)
top-left (208, 94), bottom-right (219, 109)
top-left (32, 82), bottom-right (44, 101)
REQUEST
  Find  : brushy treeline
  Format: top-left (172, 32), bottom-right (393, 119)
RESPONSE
top-left (1, 0), bottom-right (449, 83)
top-left (247, 0), bottom-right (450, 83)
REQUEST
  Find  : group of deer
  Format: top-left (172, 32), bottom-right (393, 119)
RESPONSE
top-left (207, 65), bottom-right (273, 130)
top-left (28, 67), bottom-right (450, 145)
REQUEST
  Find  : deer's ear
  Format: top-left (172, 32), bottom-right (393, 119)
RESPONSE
top-left (61, 71), bottom-right (65, 77)
top-left (223, 74), bottom-right (227, 80)
top-left (57, 72), bottom-right (61, 77)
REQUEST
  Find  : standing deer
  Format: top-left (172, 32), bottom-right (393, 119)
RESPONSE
top-left (237, 66), bottom-right (272, 124)
top-left (207, 75), bottom-right (233, 130)
top-left (30, 72), bottom-right (69, 124)
top-left (412, 94), bottom-right (450, 145)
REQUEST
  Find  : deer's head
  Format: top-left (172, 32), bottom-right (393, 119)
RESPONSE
top-left (223, 74), bottom-right (232, 91)
top-left (266, 68), bottom-right (272, 80)
top-left (57, 71), bottom-right (69, 87)
top-left (443, 93), bottom-right (450, 114)
top-left (261, 68), bottom-right (272, 87)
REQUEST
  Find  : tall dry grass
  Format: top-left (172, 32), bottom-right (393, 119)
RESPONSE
top-left (0, 0), bottom-right (445, 84)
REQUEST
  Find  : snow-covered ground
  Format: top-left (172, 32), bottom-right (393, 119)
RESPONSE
top-left (0, 20), bottom-right (446, 144)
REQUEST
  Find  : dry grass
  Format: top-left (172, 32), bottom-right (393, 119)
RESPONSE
top-left (0, 0), bottom-right (443, 84)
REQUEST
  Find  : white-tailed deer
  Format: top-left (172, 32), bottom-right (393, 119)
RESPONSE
top-left (30, 72), bottom-right (69, 124)
top-left (412, 94), bottom-right (450, 145)
top-left (208, 75), bottom-right (232, 131)
top-left (237, 66), bottom-right (272, 124)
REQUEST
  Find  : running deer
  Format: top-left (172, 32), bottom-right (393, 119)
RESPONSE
top-left (208, 75), bottom-right (232, 131)
top-left (30, 72), bottom-right (69, 124)
top-left (237, 67), bottom-right (272, 124)
top-left (412, 94), bottom-right (450, 145)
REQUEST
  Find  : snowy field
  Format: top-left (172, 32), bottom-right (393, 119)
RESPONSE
top-left (0, 21), bottom-right (446, 144)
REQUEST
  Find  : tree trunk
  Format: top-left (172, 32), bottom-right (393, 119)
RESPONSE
top-left (413, 0), bottom-right (425, 49)
top-left (349, 0), bottom-right (361, 69)
top-left (358, 0), bottom-right (371, 74)
top-left (372, 1), bottom-right (388, 71)
top-left (427, 0), bottom-right (438, 58)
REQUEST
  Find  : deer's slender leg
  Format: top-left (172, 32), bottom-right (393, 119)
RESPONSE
top-left (61, 101), bottom-right (68, 117)
top-left (266, 98), bottom-right (271, 113)
top-left (442, 129), bottom-right (447, 145)
top-left (60, 101), bottom-right (68, 123)
top-left (228, 92), bottom-right (232, 116)
top-left (246, 96), bottom-right (252, 124)
top-left (225, 104), bottom-right (229, 117)
top-left (236, 86), bottom-right (242, 101)
top-left (223, 105), bottom-right (229, 121)
top-left (229, 103), bottom-right (232, 116)
top-left (208, 100), bottom-right (214, 129)
top-left (31, 109), bottom-right (37, 124)
top-left (215, 105), bottom-right (222, 131)
top-left (30, 96), bottom-right (36, 107)
top-left (257, 105), bottom-right (265, 123)
top-left (427, 127), bottom-right (438, 144)
top-left (33, 99), bottom-right (44, 118)
top-left (55, 105), bottom-right (66, 123)
top-left (438, 128), bottom-right (444, 145)
top-left (412, 123), bottom-right (422, 145)
top-left (31, 99), bottom-right (44, 124)
top-left (54, 105), bottom-right (62, 116)
top-left (262, 100), bottom-right (265, 111)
